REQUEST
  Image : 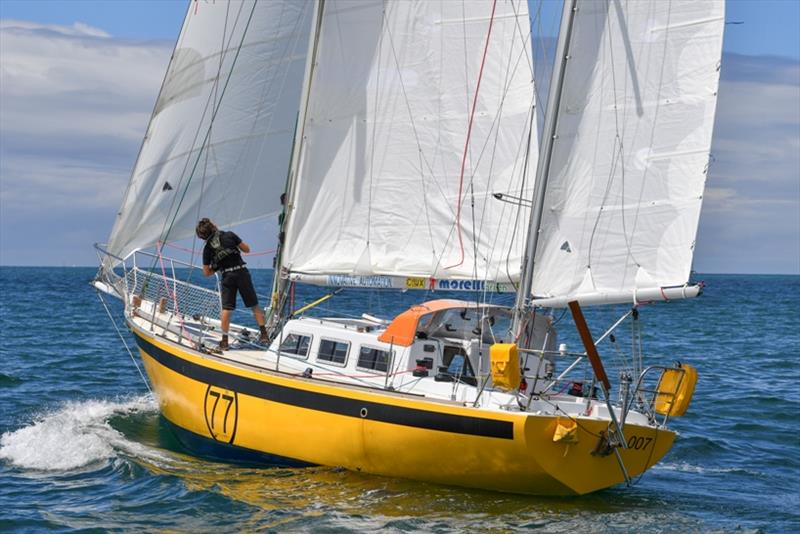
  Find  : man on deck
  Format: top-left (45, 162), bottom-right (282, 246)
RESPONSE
top-left (196, 218), bottom-right (268, 350)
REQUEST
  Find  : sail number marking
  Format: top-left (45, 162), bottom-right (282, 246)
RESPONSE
top-left (204, 385), bottom-right (239, 444)
top-left (627, 435), bottom-right (653, 450)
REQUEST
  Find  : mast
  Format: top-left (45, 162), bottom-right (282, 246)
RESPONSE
top-left (513, 0), bottom-right (578, 335)
top-left (267, 0), bottom-right (326, 335)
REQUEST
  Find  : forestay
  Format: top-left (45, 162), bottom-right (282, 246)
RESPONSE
top-left (282, 0), bottom-right (538, 284)
top-left (104, 0), bottom-right (313, 265)
top-left (531, 0), bottom-right (724, 304)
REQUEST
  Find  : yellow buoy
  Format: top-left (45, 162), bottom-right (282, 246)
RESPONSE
top-left (655, 363), bottom-right (697, 416)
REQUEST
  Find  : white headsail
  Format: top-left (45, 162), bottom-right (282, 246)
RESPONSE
top-left (104, 0), bottom-right (313, 264)
top-left (530, 0), bottom-right (724, 306)
top-left (282, 0), bottom-right (538, 285)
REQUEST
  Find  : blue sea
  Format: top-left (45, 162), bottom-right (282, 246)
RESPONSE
top-left (1, 267), bottom-right (798, 532)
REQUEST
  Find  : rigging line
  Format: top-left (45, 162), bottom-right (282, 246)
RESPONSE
top-left (157, 1), bottom-right (259, 257)
top-left (232, 1), bottom-right (310, 222)
top-left (257, 2), bottom-right (313, 309)
top-left (604, 1), bottom-right (639, 279)
top-left (470, 181), bottom-right (480, 307)
top-left (504, 102), bottom-right (536, 293)
top-left (161, 241), bottom-right (276, 256)
top-left (438, 13), bottom-right (534, 293)
top-left (192, 0), bottom-right (230, 248)
top-left (104, 0), bottom-right (193, 261)
top-left (366, 2), bottom-right (388, 249)
top-left (269, 0), bottom-right (326, 333)
top-left (455, 12), bottom-right (534, 243)
top-left (472, 5), bottom-right (523, 293)
top-left (467, 3), bottom-right (533, 299)
top-left (96, 291), bottom-right (152, 393)
top-left (586, 4), bottom-right (626, 279)
top-left (625, 3), bottom-right (675, 277)
top-left (461, 0), bottom-right (471, 143)
top-left (377, 4), bottom-right (521, 226)
top-left (138, 0), bottom-right (248, 293)
top-left (190, 4), bottom-right (306, 263)
top-left (461, 27), bottom-right (532, 186)
top-left (511, 0), bottom-right (548, 141)
top-left (508, 0), bottom-right (534, 75)
top-left (445, 0), bottom-right (498, 270)
top-left (155, 241), bottom-right (195, 347)
top-left (384, 2), bottom-right (520, 285)
top-left (532, 0), bottom-right (552, 122)
top-left (322, 5), bottom-right (360, 258)
top-left (155, 0), bottom-right (247, 252)
top-left (379, 7), bottom-right (439, 257)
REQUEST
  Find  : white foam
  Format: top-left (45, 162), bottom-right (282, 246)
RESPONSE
top-left (655, 462), bottom-right (761, 476)
top-left (0, 395), bottom-right (160, 471)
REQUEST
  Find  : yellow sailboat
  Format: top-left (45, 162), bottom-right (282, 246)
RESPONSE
top-left (94, 0), bottom-right (724, 495)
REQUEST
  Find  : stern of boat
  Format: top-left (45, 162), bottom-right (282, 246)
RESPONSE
top-left (519, 415), bottom-right (674, 495)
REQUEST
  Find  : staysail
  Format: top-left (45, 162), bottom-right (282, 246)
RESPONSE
top-left (281, 0), bottom-right (538, 286)
top-left (528, 0), bottom-right (724, 306)
top-left (104, 0), bottom-right (314, 264)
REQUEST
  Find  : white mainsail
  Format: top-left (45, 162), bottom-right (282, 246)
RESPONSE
top-left (529, 0), bottom-right (724, 306)
top-left (104, 0), bottom-right (313, 264)
top-left (282, 0), bottom-right (538, 285)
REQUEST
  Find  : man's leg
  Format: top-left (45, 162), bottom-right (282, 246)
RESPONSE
top-left (252, 306), bottom-right (265, 326)
top-left (221, 309), bottom-right (232, 334)
top-left (219, 274), bottom-right (236, 350)
top-left (238, 270), bottom-right (268, 344)
top-left (252, 306), bottom-right (268, 343)
top-left (219, 309), bottom-right (232, 350)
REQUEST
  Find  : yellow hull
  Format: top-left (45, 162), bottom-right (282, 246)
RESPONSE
top-left (134, 327), bottom-right (674, 495)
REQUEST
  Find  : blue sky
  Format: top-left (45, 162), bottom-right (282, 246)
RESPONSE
top-left (2, 0), bottom-right (798, 58)
top-left (0, 0), bottom-right (798, 273)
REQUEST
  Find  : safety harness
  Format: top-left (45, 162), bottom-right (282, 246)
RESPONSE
top-left (208, 231), bottom-right (241, 271)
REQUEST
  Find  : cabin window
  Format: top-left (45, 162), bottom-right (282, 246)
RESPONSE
top-left (443, 346), bottom-right (477, 386)
top-left (279, 333), bottom-right (311, 359)
top-left (357, 346), bottom-right (392, 372)
top-left (317, 339), bottom-right (349, 365)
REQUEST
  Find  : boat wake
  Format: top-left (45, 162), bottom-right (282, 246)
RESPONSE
top-left (654, 462), bottom-right (763, 477)
top-left (0, 394), bottom-right (165, 471)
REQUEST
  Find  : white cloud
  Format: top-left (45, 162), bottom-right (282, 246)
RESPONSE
top-left (0, 19), bottom-right (111, 38)
top-left (695, 54), bottom-right (800, 274)
top-left (0, 19), bottom-right (172, 264)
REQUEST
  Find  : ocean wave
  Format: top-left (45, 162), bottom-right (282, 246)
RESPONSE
top-left (0, 372), bottom-right (23, 385)
top-left (654, 462), bottom-right (763, 477)
top-left (0, 394), bottom-right (163, 471)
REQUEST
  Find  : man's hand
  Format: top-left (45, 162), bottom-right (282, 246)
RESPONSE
top-left (202, 264), bottom-right (214, 277)
top-left (238, 241), bottom-right (251, 254)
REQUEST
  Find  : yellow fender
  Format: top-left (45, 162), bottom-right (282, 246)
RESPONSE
top-left (490, 343), bottom-right (520, 391)
top-left (655, 363), bottom-right (697, 416)
top-left (552, 417), bottom-right (579, 443)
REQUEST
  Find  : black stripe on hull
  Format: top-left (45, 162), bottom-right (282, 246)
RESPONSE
top-left (134, 332), bottom-right (514, 440)
top-left (164, 417), bottom-right (313, 468)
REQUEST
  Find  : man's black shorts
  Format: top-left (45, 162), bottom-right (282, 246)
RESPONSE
top-left (219, 268), bottom-right (258, 311)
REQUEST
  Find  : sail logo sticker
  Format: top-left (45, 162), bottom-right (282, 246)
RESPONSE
top-left (438, 279), bottom-right (484, 291)
top-left (328, 275), bottom-right (392, 288)
top-left (204, 385), bottom-right (238, 444)
top-left (405, 277), bottom-right (426, 289)
top-left (436, 279), bottom-right (516, 293)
